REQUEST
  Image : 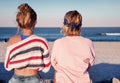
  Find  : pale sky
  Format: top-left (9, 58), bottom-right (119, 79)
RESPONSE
top-left (0, 0), bottom-right (120, 27)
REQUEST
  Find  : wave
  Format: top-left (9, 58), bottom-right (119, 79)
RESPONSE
top-left (101, 33), bottom-right (120, 36)
top-left (0, 33), bottom-right (120, 42)
top-left (0, 33), bottom-right (63, 42)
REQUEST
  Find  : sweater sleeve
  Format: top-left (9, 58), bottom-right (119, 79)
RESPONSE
top-left (51, 40), bottom-right (59, 70)
top-left (4, 47), bottom-right (11, 71)
top-left (89, 41), bottom-right (95, 67)
top-left (41, 40), bottom-right (51, 73)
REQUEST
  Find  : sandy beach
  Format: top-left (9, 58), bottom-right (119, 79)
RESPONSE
top-left (1, 42), bottom-right (120, 63)
top-left (0, 42), bottom-right (120, 82)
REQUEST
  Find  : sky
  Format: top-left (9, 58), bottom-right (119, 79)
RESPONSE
top-left (0, 0), bottom-right (120, 27)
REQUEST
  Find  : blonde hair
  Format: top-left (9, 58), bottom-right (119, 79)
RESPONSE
top-left (62, 10), bottom-right (82, 36)
top-left (16, 3), bottom-right (37, 33)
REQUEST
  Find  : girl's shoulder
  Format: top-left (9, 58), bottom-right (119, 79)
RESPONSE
top-left (80, 36), bottom-right (92, 43)
top-left (7, 35), bottom-right (21, 46)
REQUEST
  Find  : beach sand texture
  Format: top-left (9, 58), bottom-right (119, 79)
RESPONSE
top-left (0, 42), bottom-right (120, 82)
top-left (1, 42), bottom-right (120, 64)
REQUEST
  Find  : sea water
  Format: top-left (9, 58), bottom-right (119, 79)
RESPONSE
top-left (0, 27), bottom-right (120, 42)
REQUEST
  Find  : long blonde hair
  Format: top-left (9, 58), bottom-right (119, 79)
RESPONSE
top-left (62, 10), bottom-right (82, 36)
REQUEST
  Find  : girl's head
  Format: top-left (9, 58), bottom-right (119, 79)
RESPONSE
top-left (16, 3), bottom-right (37, 31)
top-left (61, 10), bottom-right (82, 36)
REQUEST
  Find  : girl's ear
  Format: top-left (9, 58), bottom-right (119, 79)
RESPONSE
top-left (35, 20), bottom-right (37, 25)
top-left (34, 20), bottom-right (37, 27)
top-left (32, 20), bottom-right (37, 29)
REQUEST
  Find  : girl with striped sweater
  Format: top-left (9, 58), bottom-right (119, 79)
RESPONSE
top-left (4, 3), bottom-right (51, 83)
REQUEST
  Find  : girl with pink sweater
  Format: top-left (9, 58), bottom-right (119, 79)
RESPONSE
top-left (51, 10), bottom-right (95, 83)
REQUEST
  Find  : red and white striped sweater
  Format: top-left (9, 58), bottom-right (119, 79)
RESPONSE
top-left (4, 35), bottom-right (51, 73)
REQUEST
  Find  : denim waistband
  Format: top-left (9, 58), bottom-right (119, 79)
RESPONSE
top-left (13, 73), bottom-right (41, 79)
top-left (9, 73), bottom-right (44, 83)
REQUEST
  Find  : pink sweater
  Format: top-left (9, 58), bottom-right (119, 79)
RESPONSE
top-left (51, 36), bottom-right (95, 83)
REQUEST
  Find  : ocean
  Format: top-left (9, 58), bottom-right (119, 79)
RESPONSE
top-left (0, 27), bottom-right (120, 42)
